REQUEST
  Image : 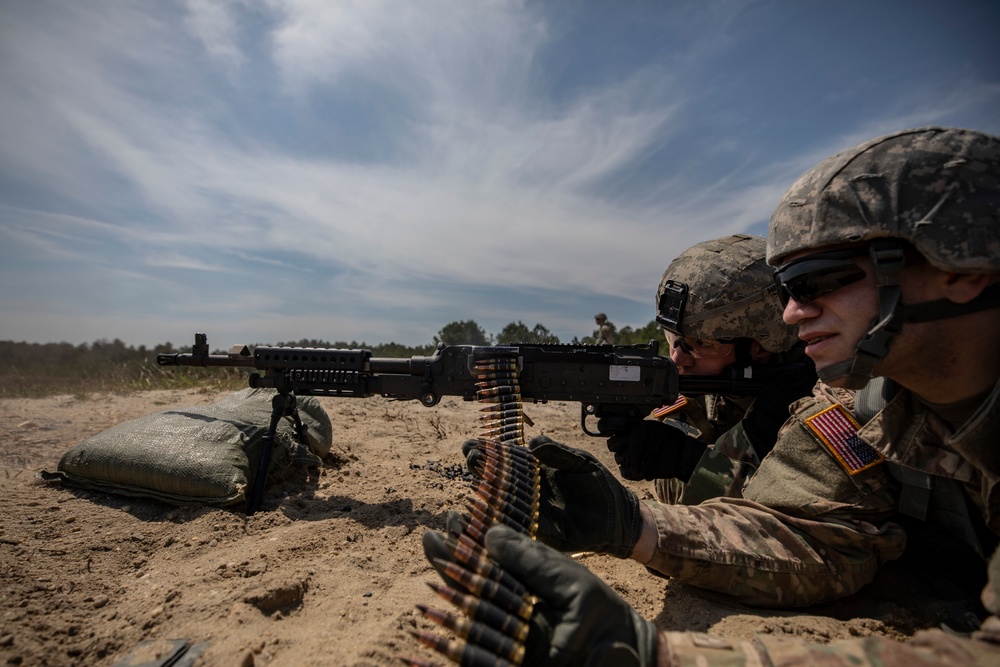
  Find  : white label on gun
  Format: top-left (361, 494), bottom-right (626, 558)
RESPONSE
top-left (609, 365), bottom-right (640, 382)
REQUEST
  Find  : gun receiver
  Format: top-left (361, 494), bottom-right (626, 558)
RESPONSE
top-left (156, 333), bottom-right (768, 513)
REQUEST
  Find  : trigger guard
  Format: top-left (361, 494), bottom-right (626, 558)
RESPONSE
top-left (581, 404), bottom-right (602, 437)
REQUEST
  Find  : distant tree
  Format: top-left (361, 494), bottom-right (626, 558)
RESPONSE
top-left (371, 341), bottom-right (436, 357)
top-left (496, 321), bottom-right (560, 344)
top-left (0, 333), bottom-right (434, 398)
top-left (434, 320), bottom-right (491, 346)
top-left (578, 320), bottom-right (662, 347)
top-left (90, 338), bottom-right (133, 364)
top-left (616, 320), bottom-right (663, 346)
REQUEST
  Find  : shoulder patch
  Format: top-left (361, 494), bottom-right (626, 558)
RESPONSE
top-left (805, 404), bottom-right (884, 475)
top-left (652, 395), bottom-right (689, 419)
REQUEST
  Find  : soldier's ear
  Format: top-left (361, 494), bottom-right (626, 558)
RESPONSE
top-left (940, 271), bottom-right (994, 305)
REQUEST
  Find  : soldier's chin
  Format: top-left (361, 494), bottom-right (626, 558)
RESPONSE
top-left (814, 359), bottom-right (863, 389)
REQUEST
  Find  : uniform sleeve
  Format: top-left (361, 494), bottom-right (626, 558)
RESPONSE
top-left (657, 629), bottom-right (1000, 666)
top-left (642, 396), bottom-right (907, 607)
top-left (655, 545), bottom-right (1000, 661)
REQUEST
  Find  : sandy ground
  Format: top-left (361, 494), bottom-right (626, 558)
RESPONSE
top-left (0, 388), bottom-right (982, 666)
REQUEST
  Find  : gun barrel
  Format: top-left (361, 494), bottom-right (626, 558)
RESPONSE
top-left (369, 356), bottom-right (436, 374)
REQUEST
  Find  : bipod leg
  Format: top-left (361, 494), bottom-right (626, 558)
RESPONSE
top-left (247, 391), bottom-right (298, 515)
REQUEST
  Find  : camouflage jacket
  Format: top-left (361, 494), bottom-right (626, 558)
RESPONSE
top-left (643, 377), bottom-right (1000, 607)
top-left (653, 394), bottom-right (753, 505)
top-left (659, 544), bottom-right (1000, 666)
top-left (654, 353), bottom-right (816, 506)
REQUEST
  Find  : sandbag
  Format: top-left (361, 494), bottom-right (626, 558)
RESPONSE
top-left (40, 388), bottom-right (332, 508)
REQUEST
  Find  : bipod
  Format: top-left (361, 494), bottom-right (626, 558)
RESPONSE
top-left (246, 390), bottom-right (308, 515)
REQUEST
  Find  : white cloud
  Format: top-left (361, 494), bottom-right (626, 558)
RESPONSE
top-left (184, 0), bottom-right (246, 76)
top-left (2, 1), bottom-right (997, 347)
top-left (266, 0), bottom-right (545, 103)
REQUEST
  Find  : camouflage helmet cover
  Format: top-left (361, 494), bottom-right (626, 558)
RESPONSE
top-left (767, 127), bottom-right (1000, 271)
top-left (656, 234), bottom-right (798, 353)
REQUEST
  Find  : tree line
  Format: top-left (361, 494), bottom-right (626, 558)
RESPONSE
top-left (432, 319), bottom-right (661, 348)
top-left (0, 319), bottom-right (663, 397)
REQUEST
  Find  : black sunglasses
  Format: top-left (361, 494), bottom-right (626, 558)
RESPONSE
top-left (773, 247), bottom-right (870, 306)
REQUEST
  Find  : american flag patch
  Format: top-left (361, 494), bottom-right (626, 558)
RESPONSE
top-left (806, 404), bottom-right (884, 475)
top-left (652, 395), bottom-right (688, 419)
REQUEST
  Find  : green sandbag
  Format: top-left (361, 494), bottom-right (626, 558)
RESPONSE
top-left (41, 388), bottom-right (332, 507)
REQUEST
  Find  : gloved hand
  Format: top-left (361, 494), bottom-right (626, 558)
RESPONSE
top-left (421, 525), bottom-right (660, 667)
top-left (462, 436), bottom-right (643, 558)
top-left (603, 418), bottom-right (707, 482)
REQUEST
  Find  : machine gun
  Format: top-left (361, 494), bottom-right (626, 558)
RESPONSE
top-left (157, 333), bottom-right (771, 513)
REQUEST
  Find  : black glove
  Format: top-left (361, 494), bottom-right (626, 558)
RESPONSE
top-left (462, 436), bottom-right (643, 558)
top-left (603, 418), bottom-right (707, 482)
top-left (421, 525), bottom-right (659, 667)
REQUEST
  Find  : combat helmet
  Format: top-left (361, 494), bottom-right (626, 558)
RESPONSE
top-left (768, 126), bottom-right (1000, 388)
top-left (655, 234), bottom-right (799, 354)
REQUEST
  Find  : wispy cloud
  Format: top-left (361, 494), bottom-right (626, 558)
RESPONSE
top-left (1, 0), bottom-right (998, 347)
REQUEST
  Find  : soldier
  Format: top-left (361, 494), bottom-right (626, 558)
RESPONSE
top-left (611, 234), bottom-right (816, 505)
top-left (594, 312), bottom-right (616, 345)
top-left (445, 126), bottom-right (1000, 665)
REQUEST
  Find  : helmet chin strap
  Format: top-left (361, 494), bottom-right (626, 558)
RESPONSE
top-left (817, 241), bottom-right (906, 389)
top-left (819, 240), bottom-right (1000, 389)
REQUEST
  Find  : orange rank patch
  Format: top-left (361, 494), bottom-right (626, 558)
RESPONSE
top-left (806, 404), bottom-right (884, 475)
top-left (651, 395), bottom-right (688, 419)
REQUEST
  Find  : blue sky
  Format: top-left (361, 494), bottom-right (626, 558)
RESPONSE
top-left (1, 1), bottom-right (998, 349)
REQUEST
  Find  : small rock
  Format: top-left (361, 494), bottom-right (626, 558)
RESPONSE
top-left (243, 577), bottom-right (308, 613)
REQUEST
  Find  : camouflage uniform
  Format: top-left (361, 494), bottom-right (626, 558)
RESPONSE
top-left (658, 542), bottom-right (1000, 666)
top-left (652, 394), bottom-right (751, 504)
top-left (436, 128), bottom-right (1000, 667)
top-left (644, 127), bottom-right (1000, 607)
top-left (651, 235), bottom-right (811, 506)
top-left (643, 377), bottom-right (999, 605)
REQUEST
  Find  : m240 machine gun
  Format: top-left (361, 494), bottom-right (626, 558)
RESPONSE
top-left (157, 333), bottom-right (768, 513)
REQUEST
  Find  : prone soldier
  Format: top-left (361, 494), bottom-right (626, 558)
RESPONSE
top-left (610, 234), bottom-right (816, 505)
top-left (444, 126), bottom-right (1000, 665)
